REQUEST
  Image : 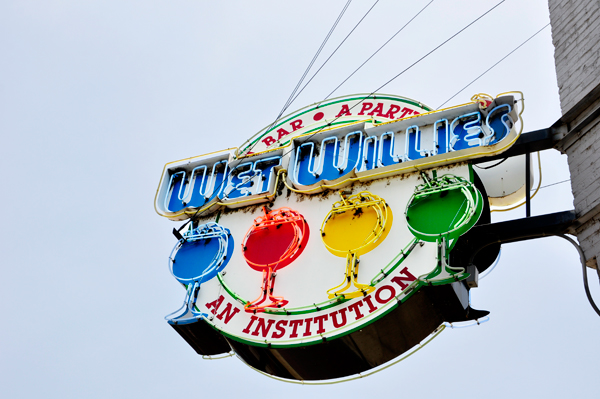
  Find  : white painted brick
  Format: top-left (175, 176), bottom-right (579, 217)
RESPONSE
top-left (584, 230), bottom-right (600, 252)
top-left (559, 40), bottom-right (600, 70)
top-left (573, 183), bottom-right (600, 214)
top-left (551, 1), bottom-right (600, 113)
top-left (572, 160), bottom-right (595, 179)
top-left (553, 45), bottom-right (593, 71)
top-left (577, 219), bottom-right (600, 242)
top-left (551, 0), bottom-right (600, 259)
top-left (581, 237), bottom-right (599, 259)
top-left (587, 196), bottom-right (600, 212)
top-left (571, 161), bottom-right (600, 188)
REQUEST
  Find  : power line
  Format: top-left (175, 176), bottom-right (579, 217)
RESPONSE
top-left (538, 178), bottom-right (571, 190)
top-left (242, 0), bottom-right (365, 163)
top-left (184, 0), bottom-right (508, 223)
top-left (267, 0), bottom-right (509, 165)
top-left (285, 0), bottom-right (380, 112)
top-left (276, 0), bottom-right (352, 122)
top-left (371, 0), bottom-right (506, 96)
top-left (322, 0), bottom-right (434, 102)
top-left (186, 1), bottom-right (353, 223)
top-left (437, 23), bottom-right (550, 109)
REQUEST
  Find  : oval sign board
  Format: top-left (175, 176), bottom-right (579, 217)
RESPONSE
top-left (156, 92), bottom-right (523, 382)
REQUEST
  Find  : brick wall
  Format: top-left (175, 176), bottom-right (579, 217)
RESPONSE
top-left (561, 116), bottom-right (600, 264)
top-left (549, 0), bottom-right (600, 265)
top-left (549, 0), bottom-right (600, 114)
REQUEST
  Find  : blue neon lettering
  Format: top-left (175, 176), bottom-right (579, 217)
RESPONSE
top-left (485, 104), bottom-right (513, 145)
top-left (165, 156), bottom-right (283, 211)
top-left (405, 125), bottom-right (422, 161)
top-left (292, 107), bottom-right (513, 188)
top-left (359, 135), bottom-right (379, 172)
top-left (224, 161), bottom-right (255, 199)
top-left (377, 132), bottom-right (402, 167)
top-left (165, 160), bottom-right (228, 212)
top-left (433, 119), bottom-right (449, 156)
top-left (223, 156), bottom-right (282, 200)
top-left (293, 131), bottom-right (363, 186)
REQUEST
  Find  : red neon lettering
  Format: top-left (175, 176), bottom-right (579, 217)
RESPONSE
top-left (242, 315), bottom-right (258, 334)
top-left (398, 107), bottom-right (414, 118)
top-left (329, 308), bottom-right (347, 328)
top-left (251, 318), bottom-right (275, 337)
top-left (205, 295), bottom-right (224, 315)
top-left (216, 303), bottom-right (240, 324)
top-left (271, 320), bottom-right (288, 339)
top-left (277, 128), bottom-right (290, 140)
top-left (383, 104), bottom-right (401, 119)
top-left (335, 104), bottom-right (352, 117)
top-left (375, 285), bottom-right (396, 304)
top-left (363, 295), bottom-right (378, 313)
top-left (358, 102), bottom-right (373, 115)
top-left (368, 102), bottom-right (385, 117)
top-left (290, 119), bottom-right (304, 131)
top-left (313, 314), bottom-right (328, 334)
top-left (261, 136), bottom-right (276, 147)
top-left (302, 317), bottom-right (313, 337)
top-left (347, 301), bottom-right (365, 320)
top-left (288, 319), bottom-right (304, 338)
top-left (391, 267), bottom-right (417, 290)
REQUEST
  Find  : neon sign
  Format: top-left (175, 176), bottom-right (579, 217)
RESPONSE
top-left (321, 191), bottom-right (392, 299)
top-left (241, 207), bottom-right (310, 312)
top-left (155, 94), bottom-right (519, 221)
top-left (166, 222), bottom-right (233, 325)
top-left (157, 92), bottom-right (524, 381)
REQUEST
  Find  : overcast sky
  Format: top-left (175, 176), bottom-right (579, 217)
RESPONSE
top-left (1, 1), bottom-right (598, 398)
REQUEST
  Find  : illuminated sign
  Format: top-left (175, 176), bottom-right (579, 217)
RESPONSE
top-left (155, 94), bottom-right (520, 220)
top-left (155, 92), bottom-right (523, 382)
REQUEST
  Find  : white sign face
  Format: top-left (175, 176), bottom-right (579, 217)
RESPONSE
top-left (171, 164), bottom-right (473, 347)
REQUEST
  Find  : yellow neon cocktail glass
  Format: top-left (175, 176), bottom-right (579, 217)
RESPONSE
top-left (321, 191), bottom-right (393, 299)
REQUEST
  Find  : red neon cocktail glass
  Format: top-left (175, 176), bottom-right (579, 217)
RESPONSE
top-left (241, 206), bottom-right (309, 312)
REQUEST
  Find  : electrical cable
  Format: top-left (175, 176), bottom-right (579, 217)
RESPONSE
top-left (242, 0), bottom-right (505, 163)
top-left (285, 0), bottom-right (380, 113)
top-left (555, 234), bottom-right (600, 318)
top-left (275, 0), bottom-right (352, 123)
top-left (182, 1), bottom-right (351, 224)
top-left (372, 0), bottom-right (506, 97)
top-left (437, 23), bottom-right (550, 109)
top-left (538, 178), bottom-right (570, 190)
top-left (322, 0), bottom-right (434, 102)
top-left (179, 0), bottom-right (509, 224)
top-left (237, 0), bottom-right (432, 158)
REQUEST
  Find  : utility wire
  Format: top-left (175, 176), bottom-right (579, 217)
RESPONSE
top-left (264, 0), bottom-right (508, 163)
top-left (323, 0), bottom-right (434, 102)
top-left (538, 178), bottom-right (571, 190)
top-left (185, 0), bottom-right (507, 223)
top-left (186, 1), bottom-right (353, 223)
top-left (241, 0), bottom-right (367, 160)
top-left (437, 23), bottom-right (550, 109)
top-left (276, 0), bottom-right (352, 122)
top-left (285, 0), bottom-right (380, 112)
top-left (372, 0), bottom-right (506, 96)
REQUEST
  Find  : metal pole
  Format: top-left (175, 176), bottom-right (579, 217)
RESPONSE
top-left (525, 152), bottom-right (531, 218)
